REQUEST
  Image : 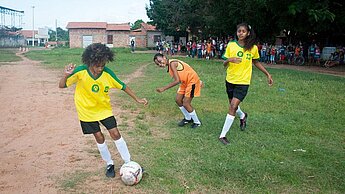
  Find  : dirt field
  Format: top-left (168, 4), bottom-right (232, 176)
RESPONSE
top-left (0, 51), bottom-right (343, 194)
top-left (0, 52), bottom-right (145, 193)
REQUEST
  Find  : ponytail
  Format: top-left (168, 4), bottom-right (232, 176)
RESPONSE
top-left (237, 23), bottom-right (256, 51)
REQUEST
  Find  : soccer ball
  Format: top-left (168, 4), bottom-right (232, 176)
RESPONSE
top-left (120, 161), bottom-right (143, 186)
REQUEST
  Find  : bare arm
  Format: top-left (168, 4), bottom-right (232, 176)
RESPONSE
top-left (156, 61), bottom-right (180, 92)
top-left (223, 57), bottom-right (242, 67)
top-left (253, 59), bottom-right (273, 86)
top-left (123, 86), bottom-right (148, 105)
top-left (59, 63), bottom-right (76, 88)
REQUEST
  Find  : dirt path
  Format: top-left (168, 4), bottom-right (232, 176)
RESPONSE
top-left (0, 52), bottom-right (147, 193)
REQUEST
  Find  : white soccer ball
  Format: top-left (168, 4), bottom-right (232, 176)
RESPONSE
top-left (120, 161), bottom-right (143, 186)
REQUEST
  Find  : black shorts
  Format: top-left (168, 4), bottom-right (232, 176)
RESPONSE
top-left (225, 81), bottom-right (249, 101)
top-left (80, 116), bottom-right (117, 134)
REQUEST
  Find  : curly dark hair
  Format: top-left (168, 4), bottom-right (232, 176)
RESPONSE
top-left (82, 43), bottom-right (114, 66)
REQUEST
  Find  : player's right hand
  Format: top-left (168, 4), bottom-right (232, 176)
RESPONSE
top-left (138, 98), bottom-right (148, 106)
top-left (64, 63), bottom-right (76, 75)
top-left (230, 57), bottom-right (242, 64)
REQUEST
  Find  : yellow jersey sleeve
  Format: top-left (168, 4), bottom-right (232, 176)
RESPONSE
top-left (252, 45), bottom-right (260, 60)
top-left (65, 65), bottom-right (88, 87)
top-left (103, 67), bottom-right (126, 90)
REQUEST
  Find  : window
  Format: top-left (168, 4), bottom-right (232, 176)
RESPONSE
top-left (107, 35), bottom-right (113, 44)
top-left (153, 35), bottom-right (161, 43)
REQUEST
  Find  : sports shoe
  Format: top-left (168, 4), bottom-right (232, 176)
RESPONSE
top-left (219, 137), bottom-right (230, 145)
top-left (178, 118), bottom-right (193, 127)
top-left (106, 164), bottom-right (115, 178)
top-left (191, 123), bottom-right (201, 128)
top-left (240, 112), bottom-right (248, 131)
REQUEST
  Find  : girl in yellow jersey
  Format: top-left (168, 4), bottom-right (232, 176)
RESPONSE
top-left (219, 23), bottom-right (273, 145)
top-left (59, 43), bottom-right (148, 177)
top-left (153, 53), bottom-right (202, 128)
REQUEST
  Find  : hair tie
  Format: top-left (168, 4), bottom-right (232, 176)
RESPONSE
top-left (248, 25), bottom-right (252, 30)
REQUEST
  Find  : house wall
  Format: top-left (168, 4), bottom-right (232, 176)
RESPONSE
top-left (111, 31), bottom-right (130, 47)
top-left (147, 31), bottom-right (162, 47)
top-left (69, 29), bottom-right (106, 48)
top-left (68, 26), bottom-right (163, 48)
top-left (130, 35), bottom-right (146, 48)
top-left (69, 29), bottom-right (130, 48)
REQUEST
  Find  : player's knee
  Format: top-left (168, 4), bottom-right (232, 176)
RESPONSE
top-left (109, 128), bottom-right (121, 140)
top-left (93, 132), bottom-right (105, 144)
top-left (175, 99), bottom-right (183, 106)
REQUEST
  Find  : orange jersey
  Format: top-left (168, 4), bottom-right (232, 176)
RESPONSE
top-left (167, 59), bottom-right (200, 85)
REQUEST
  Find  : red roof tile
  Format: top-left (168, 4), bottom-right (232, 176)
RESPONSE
top-left (19, 30), bottom-right (38, 38)
top-left (66, 22), bottom-right (107, 29)
top-left (107, 23), bottom-right (130, 31)
top-left (141, 23), bottom-right (158, 31)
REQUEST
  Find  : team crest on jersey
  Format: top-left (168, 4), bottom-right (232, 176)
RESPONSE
top-left (237, 51), bottom-right (244, 57)
top-left (92, 84), bottom-right (100, 93)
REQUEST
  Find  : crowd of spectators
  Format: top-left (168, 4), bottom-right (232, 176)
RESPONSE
top-left (155, 38), bottom-right (344, 67)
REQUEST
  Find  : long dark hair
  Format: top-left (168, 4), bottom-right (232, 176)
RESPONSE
top-left (82, 43), bottom-right (114, 66)
top-left (237, 23), bottom-right (256, 51)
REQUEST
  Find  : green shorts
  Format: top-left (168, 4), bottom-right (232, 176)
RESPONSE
top-left (80, 116), bottom-right (117, 134)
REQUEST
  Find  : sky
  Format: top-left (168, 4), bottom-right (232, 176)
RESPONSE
top-left (1, 0), bottom-right (151, 30)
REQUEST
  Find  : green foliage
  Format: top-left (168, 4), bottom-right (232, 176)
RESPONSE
top-left (131, 19), bottom-right (144, 30)
top-left (25, 48), bottom-right (345, 193)
top-left (146, 0), bottom-right (344, 43)
top-left (48, 27), bottom-right (69, 41)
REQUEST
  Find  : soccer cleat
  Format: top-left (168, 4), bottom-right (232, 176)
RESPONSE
top-left (106, 164), bottom-right (115, 178)
top-left (219, 137), bottom-right (230, 145)
top-left (191, 123), bottom-right (201, 128)
top-left (240, 112), bottom-right (248, 131)
top-left (178, 118), bottom-right (193, 127)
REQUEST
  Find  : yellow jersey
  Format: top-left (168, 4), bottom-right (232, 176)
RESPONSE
top-left (223, 41), bottom-right (259, 85)
top-left (65, 65), bottom-right (126, 122)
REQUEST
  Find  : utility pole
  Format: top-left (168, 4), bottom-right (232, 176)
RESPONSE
top-left (32, 6), bottom-right (35, 46)
top-left (55, 19), bottom-right (57, 42)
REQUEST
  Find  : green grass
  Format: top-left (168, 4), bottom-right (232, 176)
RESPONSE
top-left (25, 48), bottom-right (345, 193)
top-left (0, 49), bottom-right (22, 62)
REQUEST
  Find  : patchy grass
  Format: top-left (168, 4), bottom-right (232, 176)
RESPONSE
top-left (26, 48), bottom-right (345, 193)
top-left (0, 49), bottom-right (22, 62)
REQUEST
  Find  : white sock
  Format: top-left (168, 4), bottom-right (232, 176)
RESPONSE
top-left (114, 137), bottom-right (131, 163)
top-left (236, 106), bottom-right (245, 119)
top-left (219, 114), bottom-right (235, 138)
top-left (179, 106), bottom-right (192, 120)
top-left (189, 110), bottom-right (201, 124)
top-left (97, 142), bottom-right (113, 165)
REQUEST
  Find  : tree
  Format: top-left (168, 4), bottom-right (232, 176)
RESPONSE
top-left (131, 19), bottom-right (144, 30)
top-left (48, 27), bottom-right (69, 41)
top-left (146, 0), bottom-right (344, 44)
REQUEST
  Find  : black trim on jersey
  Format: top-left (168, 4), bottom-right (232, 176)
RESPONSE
top-left (191, 84), bottom-right (195, 98)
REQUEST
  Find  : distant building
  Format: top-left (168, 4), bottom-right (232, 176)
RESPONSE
top-left (130, 23), bottom-right (162, 48)
top-left (66, 22), bottom-right (163, 48)
top-left (19, 28), bottom-right (49, 46)
top-left (66, 22), bottom-right (131, 48)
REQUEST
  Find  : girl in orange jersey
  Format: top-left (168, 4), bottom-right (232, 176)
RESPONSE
top-left (153, 53), bottom-right (202, 128)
